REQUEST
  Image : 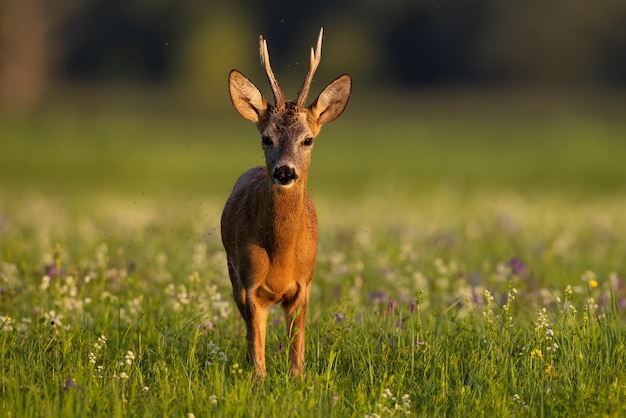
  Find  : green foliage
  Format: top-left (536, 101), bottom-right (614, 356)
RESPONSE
top-left (1, 92), bottom-right (626, 416)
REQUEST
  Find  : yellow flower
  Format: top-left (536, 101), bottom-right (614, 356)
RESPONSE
top-left (530, 348), bottom-right (543, 359)
top-left (545, 364), bottom-right (558, 378)
top-left (589, 279), bottom-right (598, 288)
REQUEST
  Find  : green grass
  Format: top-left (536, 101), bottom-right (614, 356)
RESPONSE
top-left (1, 89), bottom-right (626, 416)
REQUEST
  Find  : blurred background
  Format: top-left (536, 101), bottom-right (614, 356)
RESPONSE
top-left (3, 0), bottom-right (626, 108)
top-left (1, 0), bottom-right (625, 203)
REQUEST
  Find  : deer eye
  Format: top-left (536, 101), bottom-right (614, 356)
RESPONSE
top-left (261, 136), bottom-right (273, 146)
top-left (303, 137), bottom-right (314, 146)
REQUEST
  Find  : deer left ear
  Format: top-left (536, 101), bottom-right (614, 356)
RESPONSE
top-left (309, 74), bottom-right (352, 126)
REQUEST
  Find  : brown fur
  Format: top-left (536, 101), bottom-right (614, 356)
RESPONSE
top-left (222, 30), bottom-right (351, 377)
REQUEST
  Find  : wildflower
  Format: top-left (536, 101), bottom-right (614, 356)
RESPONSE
top-left (381, 388), bottom-right (393, 400)
top-left (508, 256), bottom-right (527, 277)
top-left (40, 275), bottom-right (51, 291)
top-left (200, 320), bottom-right (214, 332)
top-left (369, 291), bottom-right (388, 303)
top-left (205, 341), bottom-right (227, 365)
top-left (530, 349), bottom-right (543, 359)
top-left (483, 289), bottom-right (495, 323)
top-left (513, 394), bottom-right (528, 409)
top-left (588, 279), bottom-right (598, 289)
top-left (586, 297), bottom-right (599, 311)
top-left (387, 299), bottom-right (396, 315)
top-left (545, 364), bottom-right (558, 378)
top-left (582, 270), bottom-right (597, 285)
top-left (210, 395), bottom-right (218, 405)
top-left (335, 313), bottom-right (344, 323)
top-left (119, 372), bottom-right (129, 380)
top-left (124, 351), bottom-right (135, 365)
top-left (62, 379), bottom-right (83, 391)
top-left (143, 386), bottom-right (149, 392)
top-left (231, 363), bottom-right (243, 375)
top-left (0, 316), bottom-right (12, 332)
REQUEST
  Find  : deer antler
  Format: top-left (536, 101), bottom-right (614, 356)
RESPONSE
top-left (259, 34), bottom-right (286, 109)
top-left (296, 27), bottom-right (323, 108)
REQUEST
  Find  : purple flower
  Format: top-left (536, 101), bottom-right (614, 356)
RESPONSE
top-left (409, 301), bottom-right (417, 314)
top-left (387, 299), bottom-right (396, 315)
top-left (335, 313), bottom-right (344, 323)
top-left (45, 264), bottom-right (64, 278)
top-left (63, 379), bottom-right (82, 391)
top-left (368, 291), bottom-right (388, 303)
top-left (508, 256), bottom-right (527, 277)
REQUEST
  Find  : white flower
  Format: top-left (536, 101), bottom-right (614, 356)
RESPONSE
top-left (40, 275), bottom-right (51, 291)
top-left (124, 350), bottom-right (135, 365)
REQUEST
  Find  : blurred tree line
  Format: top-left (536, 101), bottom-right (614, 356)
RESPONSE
top-left (1, 0), bottom-right (625, 110)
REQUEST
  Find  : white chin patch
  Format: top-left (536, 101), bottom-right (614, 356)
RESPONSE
top-left (275, 180), bottom-right (296, 189)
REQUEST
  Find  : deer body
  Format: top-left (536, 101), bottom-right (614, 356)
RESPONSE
top-left (221, 28), bottom-right (351, 376)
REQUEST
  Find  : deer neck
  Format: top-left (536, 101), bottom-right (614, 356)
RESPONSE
top-left (262, 176), bottom-right (308, 254)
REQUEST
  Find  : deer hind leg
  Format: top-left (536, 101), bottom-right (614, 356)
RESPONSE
top-left (282, 283), bottom-right (311, 376)
top-left (245, 293), bottom-right (269, 377)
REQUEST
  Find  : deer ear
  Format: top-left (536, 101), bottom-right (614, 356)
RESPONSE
top-left (309, 74), bottom-right (352, 126)
top-left (229, 70), bottom-right (268, 123)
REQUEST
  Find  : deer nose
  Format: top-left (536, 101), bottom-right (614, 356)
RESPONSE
top-left (273, 165), bottom-right (298, 185)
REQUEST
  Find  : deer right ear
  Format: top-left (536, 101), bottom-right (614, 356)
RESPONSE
top-left (229, 70), bottom-right (268, 123)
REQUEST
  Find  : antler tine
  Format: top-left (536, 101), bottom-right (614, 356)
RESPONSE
top-left (295, 27), bottom-right (323, 108)
top-left (259, 34), bottom-right (286, 109)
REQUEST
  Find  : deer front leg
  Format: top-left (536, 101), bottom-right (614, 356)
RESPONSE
top-left (283, 283), bottom-right (311, 376)
top-left (245, 293), bottom-right (269, 377)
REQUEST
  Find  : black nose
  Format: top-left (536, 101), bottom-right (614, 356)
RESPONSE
top-left (273, 166), bottom-right (298, 185)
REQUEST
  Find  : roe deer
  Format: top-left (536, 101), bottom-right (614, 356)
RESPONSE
top-left (222, 28), bottom-right (351, 377)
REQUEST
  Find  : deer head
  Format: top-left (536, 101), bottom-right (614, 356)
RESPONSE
top-left (228, 27), bottom-right (352, 189)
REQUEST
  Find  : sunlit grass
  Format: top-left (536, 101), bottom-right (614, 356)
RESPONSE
top-left (1, 192), bottom-right (625, 417)
top-left (1, 90), bottom-right (626, 416)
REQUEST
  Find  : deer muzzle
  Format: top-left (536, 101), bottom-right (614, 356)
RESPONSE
top-left (273, 165), bottom-right (299, 187)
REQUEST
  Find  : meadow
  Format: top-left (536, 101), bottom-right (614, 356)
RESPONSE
top-left (1, 88), bottom-right (626, 417)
